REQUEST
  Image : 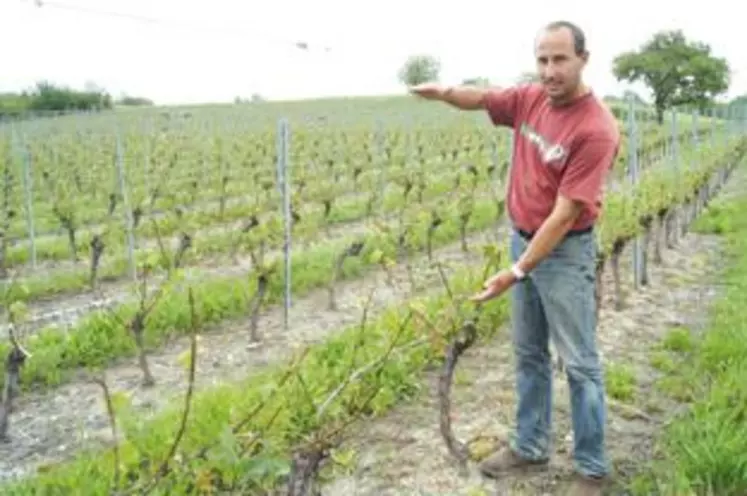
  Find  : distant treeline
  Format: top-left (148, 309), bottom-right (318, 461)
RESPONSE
top-left (0, 81), bottom-right (153, 120)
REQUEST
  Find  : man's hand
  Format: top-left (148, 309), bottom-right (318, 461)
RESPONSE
top-left (470, 269), bottom-right (517, 303)
top-left (409, 83), bottom-right (447, 100)
top-left (410, 84), bottom-right (490, 110)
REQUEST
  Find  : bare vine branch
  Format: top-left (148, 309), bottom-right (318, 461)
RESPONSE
top-left (112, 287), bottom-right (200, 496)
top-left (92, 375), bottom-right (121, 490)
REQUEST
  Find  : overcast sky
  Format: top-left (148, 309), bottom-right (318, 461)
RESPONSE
top-left (2, 0), bottom-right (745, 105)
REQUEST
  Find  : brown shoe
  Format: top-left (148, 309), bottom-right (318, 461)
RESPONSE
top-left (478, 446), bottom-right (549, 479)
top-left (563, 473), bottom-right (607, 496)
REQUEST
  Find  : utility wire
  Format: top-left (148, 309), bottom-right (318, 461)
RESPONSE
top-left (23, 0), bottom-right (455, 59)
top-left (25, 0), bottom-right (332, 52)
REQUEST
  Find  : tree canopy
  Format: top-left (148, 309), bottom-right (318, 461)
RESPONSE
top-left (612, 30), bottom-right (730, 123)
top-left (0, 82), bottom-right (156, 120)
top-left (0, 81), bottom-right (114, 119)
top-left (397, 55), bottom-right (441, 86)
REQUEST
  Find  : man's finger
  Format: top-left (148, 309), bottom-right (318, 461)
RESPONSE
top-left (470, 289), bottom-right (495, 303)
top-left (483, 275), bottom-right (500, 288)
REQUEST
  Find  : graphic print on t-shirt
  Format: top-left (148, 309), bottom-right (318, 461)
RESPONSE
top-left (519, 122), bottom-right (568, 167)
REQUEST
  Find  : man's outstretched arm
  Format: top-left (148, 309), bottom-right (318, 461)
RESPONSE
top-left (441, 86), bottom-right (495, 110)
top-left (410, 83), bottom-right (523, 127)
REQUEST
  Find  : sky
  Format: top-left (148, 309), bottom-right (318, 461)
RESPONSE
top-left (2, 0), bottom-right (746, 106)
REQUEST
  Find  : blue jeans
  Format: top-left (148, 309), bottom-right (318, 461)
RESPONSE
top-left (508, 228), bottom-right (608, 478)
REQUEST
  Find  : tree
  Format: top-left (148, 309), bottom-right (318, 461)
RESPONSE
top-left (397, 55), bottom-right (441, 86)
top-left (612, 30), bottom-right (730, 123)
top-left (0, 81), bottom-right (114, 119)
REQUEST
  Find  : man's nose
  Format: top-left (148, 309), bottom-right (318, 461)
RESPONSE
top-left (542, 63), bottom-right (560, 79)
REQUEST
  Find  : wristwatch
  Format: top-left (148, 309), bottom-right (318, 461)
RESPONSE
top-left (510, 264), bottom-right (526, 281)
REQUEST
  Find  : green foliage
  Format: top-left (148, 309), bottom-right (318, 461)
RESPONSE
top-left (0, 92), bottom-right (31, 118)
top-left (629, 175), bottom-right (747, 495)
top-left (726, 95), bottom-right (747, 117)
top-left (0, 81), bottom-right (115, 119)
top-left (29, 81), bottom-right (111, 112)
top-left (397, 54), bottom-right (441, 86)
top-left (612, 30), bottom-right (730, 123)
top-left (705, 95), bottom-right (747, 120)
top-left (605, 362), bottom-right (637, 402)
top-left (0, 102), bottom-right (715, 307)
top-left (117, 95), bottom-right (154, 107)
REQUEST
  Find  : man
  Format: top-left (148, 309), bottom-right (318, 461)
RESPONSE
top-left (410, 21), bottom-right (620, 496)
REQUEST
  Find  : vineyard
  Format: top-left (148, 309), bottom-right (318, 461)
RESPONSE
top-left (0, 95), bottom-right (746, 495)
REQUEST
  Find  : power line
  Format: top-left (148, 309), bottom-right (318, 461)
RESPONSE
top-left (23, 0), bottom-right (453, 59)
top-left (25, 0), bottom-right (332, 53)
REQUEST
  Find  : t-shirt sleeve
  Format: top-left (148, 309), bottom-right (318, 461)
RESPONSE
top-left (484, 86), bottom-right (525, 127)
top-left (558, 136), bottom-right (619, 208)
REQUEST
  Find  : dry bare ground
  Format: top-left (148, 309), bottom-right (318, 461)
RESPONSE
top-left (0, 227), bottom-right (505, 482)
top-left (319, 210), bottom-right (731, 494)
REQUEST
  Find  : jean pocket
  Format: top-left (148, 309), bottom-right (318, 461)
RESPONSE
top-left (551, 232), bottom-right (596, 283)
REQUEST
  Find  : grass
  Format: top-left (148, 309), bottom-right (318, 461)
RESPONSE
top-left (628, 168), bottom-right (747, 496)
top-left (605, 362), bottom-right (637, 402)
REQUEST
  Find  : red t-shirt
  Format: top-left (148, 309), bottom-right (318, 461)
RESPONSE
top-left (484, 83), bottom-right (621, 233)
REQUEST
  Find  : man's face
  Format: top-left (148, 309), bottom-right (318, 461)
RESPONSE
top-left (534, 27), bottom-right (588, 102)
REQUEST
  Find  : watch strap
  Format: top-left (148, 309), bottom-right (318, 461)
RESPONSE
top-left (511, 264), bottom-right (526, 280)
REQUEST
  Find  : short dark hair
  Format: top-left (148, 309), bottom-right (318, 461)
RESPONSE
top-left (543, 20), bottom-right (587, 56)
